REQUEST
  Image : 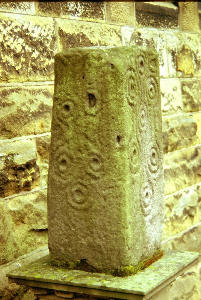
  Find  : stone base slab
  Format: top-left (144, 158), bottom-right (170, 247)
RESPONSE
top-left (7, 251), bottom-right (200, 300)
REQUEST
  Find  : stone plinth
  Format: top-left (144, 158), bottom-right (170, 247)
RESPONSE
top-left (7, 251), bottom-right (200, 300)
top-left (48, 46), bottom-right (164, 272)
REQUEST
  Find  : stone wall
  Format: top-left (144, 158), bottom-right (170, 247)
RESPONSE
top-left (0, 0), bottom-right (201, 282)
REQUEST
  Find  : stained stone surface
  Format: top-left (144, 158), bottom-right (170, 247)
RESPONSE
top-left (48, 46), bottom-right (164, 271)
top-left (7, 251), bottom-right (199, 297)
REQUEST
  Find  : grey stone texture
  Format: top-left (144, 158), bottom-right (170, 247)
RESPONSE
top-left (48, 46), bottom-right (164, 271)
top-left (7, 251), bottom-right (200, 299)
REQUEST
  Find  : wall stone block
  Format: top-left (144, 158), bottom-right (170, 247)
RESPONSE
top-left (164, 146), bottom-right (201, 195)
top-left (0, 85), bottom-right (53, 139)
top-left (130, 28), bottom-right (169, 77)
top-left (181, 79), bottom-right (201, 112)
top-left (160, 78), bottom-right (182, 114)
top-left (36, 1), bottom-right (105, 21)
top-left (62, 1), bottom-right (105, 21)
top-left (0, 201), bottom-right (16, 265)
top-left (36, 135), bottom-right (51, 188)
top-left (0, 13), bottom-right (56, 82)
top-left (0, 2), bottom-right (35, 14)
top-left (165, 31), bottom-right (201, 78)
top-left (163, 183), bottom-right (201, 240)
top-left (0, 189), bottom-right (48, 264)
top-left (162, 114), bottom-right (198, 153)
top-left (163, 223), bottom-right (201, 255)
top-left (105, 1), bottom-right (135, 25)
top-left (56, 19), bottom-right (122, 51)
top-left (135, 2), bottom-right (178, 29)
top-left (0, 139), bottom-right (40, 198)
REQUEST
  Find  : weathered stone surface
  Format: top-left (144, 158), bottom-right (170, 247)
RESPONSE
top-left (164, 146), bottom-right (201, 195)
top-left (0, 2), bottom-right (35, 14)
top-left (130, 29), bottom-right (169, 77)
top-left (7, 252), bottom-right (199, 298)
top-left (0, 201), bottom-right (15, 265)
top-left (0, 246), bottom-right (48, 293)
top-left (56, 19), bottom-right (122, 51)
top-left (165, 31), bottom-right (201, 78)
top-left (36, 1), bottom-right (61, 17)
top-left (48, 47), bottom-right (163, 271)
top-left (193, 112), bottom-right (201, 144)
top-left (130, 29), bottom-right (201, 78)
top-left (105, 1), bottom-right (135, 25)
top-left (150, 263), bottom-right (200, 300)
top-left (136, 2), bottom-right (178, 29)
top-left (0, 190), bottom-right (47, 264)
top-left (62, 1), bottom-right (105, 21)
top-left (6, 189), bottom-right (48, 260)
top-left (36, 135), bottom-right (51, 188)
top-left (0, 13), bottom-right (56, 82)
top-left (55, 291), bottom-right (74, 298)
top-left (163, 223), bottom-right (201, 255)
top-left (0, 85), bottom-right (53, 139)
top-left (178, 2), bottom-right (200, 33)
top-left (181, 79), bottom-right (201, 112)
top-left (36, 1), bottom-right (105, 21)
top-left (160, 78), bottom-right (182, 114)
top-left (0, 139), bottom-right (40, 198)
top-left (163, 183), bottom-right (201, 240)
top-left (162, 114), bottom-right (198, 153)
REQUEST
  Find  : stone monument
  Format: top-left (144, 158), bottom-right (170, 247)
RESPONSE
top-left (47, 46), bottom-right (164, 273)
top-left (7, 47), bottom-right (200, 300)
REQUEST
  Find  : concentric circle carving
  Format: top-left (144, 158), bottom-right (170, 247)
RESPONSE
top-left (138, 104), bottom-right (147, 132)
top-left (53, 145), bottom-right (72, 181)
top-left (138, 54), bottom-right (146, 76)
top-left (127, 70), bottom-right (140, 106)
top-left (68, 180), bottom-right (92, 210)
top-left (147, 77), bottom-right (158, 100)
top-left (140, 181), bottom-right (153, 216)
top-left (148, 55), bottom-right (158, 74)
top-left (54, 96), bottom-right (74, 127)
top-left (129, 138), bottom-right (140, 174)
top-left (147, 143), bottom-right (161, 176)
top-left (87, 152), bottom-right (103, 179)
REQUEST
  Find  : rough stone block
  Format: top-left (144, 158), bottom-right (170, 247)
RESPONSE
top-left (6, 189), bottom-right (48, 260)
top-left (135, 2), bottom-right (178, 29)
top-left (0, 2), bottom-right (35, 14)
top-left (160, 78), bottom-right (182, 114)
top-left (0, 190), bottom-right (47, 264)
top-left (0, 200), bottom-right (15, 265)
top-left (178, 2), bottom-right (200, 33)
top-left (48, 46), bottom-right (164, 271)
top-left (164, 146), bottom-right (201, 195)
top-left (105, 1), bottom-right (135, 25)
top-left (36, 135), bottom-right (51, 188)
top-left (193, 112), bottom-right (201, 144)
top-left (62, 1), bottom-right (105, 21)
top-left (0, 85), bottom-right (53, 139)
top-left (0, 13), bottom-right (56, 82)
top-left (163, 183), bottom-right (201, 240)
top-left (162, 114), bottom-right (198, 153)
top-left (165, 31), bottom-right (201, 78)
top-left (181, 79), bottom-right (201, 112)
top-left (0, 139), bottom-right (40, 198)
top-left (56, 19), bottom-right (122, 51)
top-left (130, 28), bottom-right (169, 77)
top-left (150, 263), bottom-right (200, 300)
top-left (163, 223), bottom-right (201, 256)
top-left (55, 291), bottom-right (74, 298)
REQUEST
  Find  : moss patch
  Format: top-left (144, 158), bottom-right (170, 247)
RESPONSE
top-left (50, 249), bottom-right (164, 277)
